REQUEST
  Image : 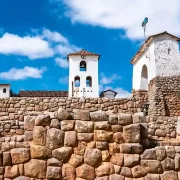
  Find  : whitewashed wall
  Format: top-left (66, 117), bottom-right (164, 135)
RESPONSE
top-left (0, 85), bottom-right (10, 98)
top-left (68, 56), bottom-right (99, 98)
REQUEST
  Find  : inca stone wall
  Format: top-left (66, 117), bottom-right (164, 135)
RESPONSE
top-left (148, 75), bottom-right (180, 117)
top-left (0, 109), bottom-right (180, 179)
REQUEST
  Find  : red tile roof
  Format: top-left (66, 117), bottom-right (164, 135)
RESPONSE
top-left (67, 49), bottom-right (100, 58)
top-left (130, 31), bottom-right (180, 64)
top-left (19, 91), bottom-right (68, 97)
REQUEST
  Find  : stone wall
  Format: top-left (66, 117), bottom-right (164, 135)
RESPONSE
top-left (148, 76), bottom-right (180, 117)
top-left (0, 110), bottom-right (180, 179)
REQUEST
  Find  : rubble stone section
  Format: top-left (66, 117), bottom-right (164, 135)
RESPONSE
top-left (0, 109), bottom-right (180, 179)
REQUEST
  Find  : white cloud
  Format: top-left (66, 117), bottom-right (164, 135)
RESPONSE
top-left (0, 66), bottom-right (47, 80)
top-left (61, 0), bottom-right (180, 40)
top-left (55, 58), bottom-right (69, 68)
top-left (0, 33), bottom-right (54, 59)
top-left (100, 73), bottom-right (121, 85)
top-left (42, 28), bottom-right (69, 44)
top-left (59, 76), bottom-right (69, 84)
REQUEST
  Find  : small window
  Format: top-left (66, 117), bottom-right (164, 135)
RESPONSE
top-left (74, 76), bottom-right (80, 87)
top-left (80, 61), bottom-right (86, 71)
top-left (86, 76), bottom-right (92, 87)
top-left (3, 88), bottom-right (6, 93)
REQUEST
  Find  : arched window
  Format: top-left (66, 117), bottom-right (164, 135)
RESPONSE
top-left (140, 65), bottom-right (148, 90)
top-left (74, 76), bottom-right (80, 87)
top-left (3, 88), bottom-right (6, 93)
top-left (80, 61), bottom-right (86, 71)
top-left (86, 76), bottom-right (92, 87)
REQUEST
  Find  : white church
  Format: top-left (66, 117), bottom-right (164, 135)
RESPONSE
top-left (1, 31), bottom-right (180, 98)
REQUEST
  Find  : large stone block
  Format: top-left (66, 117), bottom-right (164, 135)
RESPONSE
top-left (109, 174), bottom-right (125, 180)
top-left (165, 146), bottom-right (175, 158)
top-left (120, 143), bottom-right (143, 154)
top-left (75, 120), bottom-right (94, 133)
top-left (46, 128), bottom-right (64, 150)
top-left (35, 114), bottom-right (51, 126)
top-left (79, 110), bottom-right (90, 121)
top-left (175, 153), bottom-right (180, 170)
top-left (4, 165), bottom-right (20, 179)
top-left (145, 174), bottom-right (160, 180)
top-left (73, 142), bottom-right (87, 156)
top-left (118, 113), bottom-right (132, 125)
top-left (161, 157), bottom-right (175, 170)
top-left (24, 116), bottom-right (35, 131)
top-left (62, 163), bottom-right (76, 180)
top-left (24, 159), bottom-right (46, 179)
top-left (141, 149), bottom-right (156, 160)
top-left (76, 164), bottom-right (95, 180)
top-left (46, 166), bottom-right (61, 179)
top-left (55, 108), bottom-right (72, 120)
top-left (64, 131), bottom-right (77, 147)
top-left (30, 145), bottom-right (51, 159)
top-left (96, 162), bottom-right (114, 177)
top-left (10, 148), bottom-right (30, 164)
top-left (33, 126), bottom-right (46, 146)
top-left (161, 170), bottom-right (178, 180)
top-left (113, 132), bottom-right (124, 143)
top-left (84, 148), bottom-right (102, 166)
top-left (120, 167), bottom-right (132, 177)
top-left (68, 154), bottom-right (83, 168)
top-left (52, 147), bottom-right (72, 162)
top-left (108, 143), bottom-right (120, 155)
top-left (61, 120), bottom-right (75, 131)
top-left (131, 165), bottom-right (148, 178)
top-left (124, 154), bottom-right (140, 167)
top-left (3, 152), bottom-right (12, 166)
top-left (90, 111), bottom-right (108, 121)
top-left (94, 121), bottom-right (110, 130)
top-left (155, 146), bottom-right (166, 161)
top-left (94, 130), bottom-right (113, 141)
top-left (77, 133), bottom-right (93, 142)
top-left (47, 158), bottom-right (62, 167)
top-left (123, 124), bottom-right (140, 143)
top-left (110, 153), bottom-right (123, 166)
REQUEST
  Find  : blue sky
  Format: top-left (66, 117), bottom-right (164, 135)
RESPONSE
top-left (0, 0), bottom-right (179, 97)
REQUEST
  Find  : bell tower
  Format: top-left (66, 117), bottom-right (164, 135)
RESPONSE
top-left (67, 49), bottom-right (100, 98)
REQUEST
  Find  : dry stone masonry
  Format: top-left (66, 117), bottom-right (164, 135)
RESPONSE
top-left (0, 109), bottom-right (180, 179)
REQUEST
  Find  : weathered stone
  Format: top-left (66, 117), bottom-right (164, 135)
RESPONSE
top-left (132, 112), bottom-right (145, 123)
top-left (46, 166), bottom-right (61, 179)
top-left (145, 174), bottom-right (160, 180)
top-left (62, 163), bottom-right (76, 180)
top-left (155, 129), bottom-right (166, 137)
top-left (94, 130), bottom-right (113, 141)
top-left (50, 119), bottom-right (60, 128)
top-left (69, 154), bottom-right (83, 168)
top-left (109, 174), bottom-right (125, 180)
top-left (46, 128), bottom-right (64, 150)
top-left (118, 113), bottom-right (132, 125)
top-left (102, 150), bottom-right (110, 162)
top-left (94, 121), bottom-right (110, 130)
top-left (75, 120), bottom-right (93, 133)
top-left (24, 159), bottom-right (46, 178)
top-left (0, 167), bottom-right (4, 175)
top-left (123, 124), bottom-right (140, 143)
top-left (124, 154), bottom-right (140, 167)
top-left (74, 142), bottom-right (87, 156)
top-left (64, 131), bottom-right (77, 147)
top-left (165, 146), bottom-right (175, 158)
top-left (90, 111), bottom-right (108, 121)
top-left (61, 120), bottom-right (75, 131)
top-left (47, 158), bottom-right (62, 167)
top-left (24, 131), bottom-right (33, 141)
top-left (79, 110), bottom-right (90, 121)
top-left (14, 176), bottom-right (30, 180)
top-left (131, 165), bottom-right (148, 178)
top-left (141, 160), bottom-right (163, 174)
top-left (175, 153), bottom-right (180, 170)
top-left (76, 164), bottom-right (95, 180)
top-left (3, 152), bottom-right (12, 166)
top-left (4, 165), bottom-right (20, 179)
top-left (108, 143), bottom-right (120, 155)
top-left (24, 116), bottom-right (35, 131)
top-left (161, 157), bottom-right (175, 170)
top-left (96, 176), bottom-right (108, 180)
top-left (18, 164), bottom-right (24, 175)
top-left (141, 149), bottom-right (156, 160)
top-left (114, 165), bottom-right (121, 174)
top-left (84, 148), bottom-right (102, 166)
top-left (111, 125), bottom-right (123, 132)
top-left (108, 115), bottom-right (118, 125)
top-left (30, 145), bottom-right (51, 159)
top-left (96, 142), bottom-right (108, 150)
top-left (77, 133), bottom-right (93, 141)
top-left (120, 167), bottom-right (132, 177)
top-left (52, 147), bottom-right (72, 162)
top-left (96, 162), bottom-right (115, 177)
top-left (10, 148), bottom-right (30, 164)
top-left (33, 126), bottom-right (46, 146)
top-left (35, 114), bottom-right (51, 126)
top-left (55, 109), bottom-right (72, 120)
top-left (110, 153), bottom-right (123, 166)
top-left (113, 132), bottom-right (124, 143)
top-left (161, 171), bottom-right (178, 180)
top-left (155, 147), bottom-right (166, 161)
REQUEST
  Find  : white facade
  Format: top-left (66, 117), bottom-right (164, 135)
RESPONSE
top-left (0, 84), bottom-right (10, 98)
top-left (132, 34), bottom-right (180, 90)
top-left (68, 55), bottom-right (99, 98)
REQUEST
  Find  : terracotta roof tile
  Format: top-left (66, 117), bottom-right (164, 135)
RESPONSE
top-left (130, 31), bottom-right (180, 64)
top-left (67, 49), bottom-right (100, 57)
top-left (19, 91), bottom-right (68, 97)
